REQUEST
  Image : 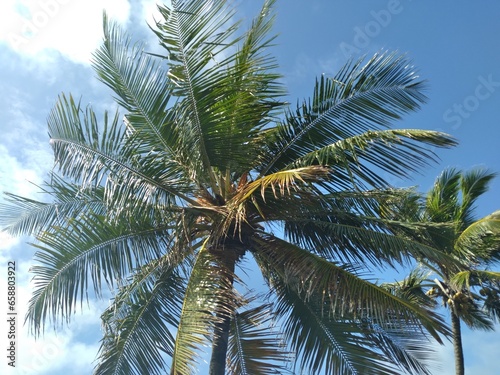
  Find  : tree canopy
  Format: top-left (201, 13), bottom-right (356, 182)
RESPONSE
top-left (0, 1), bottom-right (462, 374)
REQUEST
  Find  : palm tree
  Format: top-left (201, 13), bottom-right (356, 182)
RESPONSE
top-left (0, 1), bottom-right (459, 374)
top-left (381, 168), bottom-right (500, 375)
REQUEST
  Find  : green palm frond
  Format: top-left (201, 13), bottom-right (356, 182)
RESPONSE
top-left (380, 269), bottom-right (437, 309)
top-left (284, 210), bottom-right (462, 270)
top-left (451, 270), bottom-right (500, 290)
top-left (0, 173), bottom-right (105, 237)
top-left (253, 234), bottom-right (448, 340)
top-left (91, 14), bottom-right (200, 201)
top-left (48, 94), bottom-right (125, 187)
top-left (254, 244), bottom-right (436, 374)
top-left (362, 324), bottom-right (436, 375)
top-left (92, 14), bottom-right (179, 156)
top-left (189, 0), bottom-right (285, 175)
top-left (289, 129), bottom-right (456, 189)
top-left (425, 168), bottom-right (461, 223)
top-left (152, 0), bottom-right (239, 189)
top-left (26, 213), bottom-right (173, 335)
top-left (459, 169), bottom-right (497, 226)
top-left (227, 302), bottom-right (291, 375)
top-left (259, 52), bottom-right (454, 176)
top-left (48, 94), bottom-right (194, 212)
top-left (95, 260), bottom-right (185, 375)
top-left (170, 241), bottom-right (238, 375)
top-left (455, 210), bottom-right (500, 261)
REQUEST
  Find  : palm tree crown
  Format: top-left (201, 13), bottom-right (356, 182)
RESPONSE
top-left (382, 168), bottom-right (500, 375)
top-left (0, 1), bottom-right (460, 374)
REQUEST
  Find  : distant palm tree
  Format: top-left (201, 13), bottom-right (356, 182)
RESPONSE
top-left (0, 1), bottom-right (458, 374)
top-left (381, 168), bottom-right (500, 375)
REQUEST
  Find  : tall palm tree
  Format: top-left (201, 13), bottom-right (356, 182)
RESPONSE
top-left (0, 1), bottom-right (459, 374)
top-left (381, 168), bottom-right (500, 375)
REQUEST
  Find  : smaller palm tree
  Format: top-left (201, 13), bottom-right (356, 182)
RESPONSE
top-left (381, 168), bottom-right (500, 375)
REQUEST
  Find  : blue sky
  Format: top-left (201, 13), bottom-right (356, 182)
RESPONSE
top-left (0, 1), bottom-right (499, 374)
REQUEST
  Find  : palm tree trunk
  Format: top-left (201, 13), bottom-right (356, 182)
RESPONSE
top-left (208, 248), bottom-right (237, 375)
top-left (209, 309), bottom-right (232, 375)
top-left (451, 309), bottom-right (464, 375)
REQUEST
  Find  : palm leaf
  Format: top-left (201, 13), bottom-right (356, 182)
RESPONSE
top-left (190, 0), bottom-right (286, 175)
top-left (254, 244), bottom-right (436, 374)
top-left (48, 94), bottom-right (195, 212)
top-left (26, 212), bottom-right (173, 335)
top-left (458, 169), bottom-right (497, 226)
top-left (284, 212), bottom-right (461, 270)
top-left (252, 234), bottom-right (448, 340)
top-left (425, 168), bottom-right (461, 223)
top-left (380, 269), bottom-right (437, 308)
top-left (451, 270), bottom-right (500, 290)
top-left (0, 174), bottom-right (105, 237)
top-left (92, 14), bottom-right (194, 181)
top-left (227, 302), bottom-right (291, 375)
top-left (95, 259), bottom-right (185, 375)
top-left (455, 210), bottom-right (500, 262)
top-left (259, 52), bottom-right (452, 176)
top-left (289, 129), bottom-right (456, 189)
top-left (152, 0), bottom-right (240, 189)
top-left (170, 240), bottom-right (238, 375)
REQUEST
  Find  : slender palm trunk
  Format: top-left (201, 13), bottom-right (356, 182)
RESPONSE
top-left (451, 309), bottom-right (464, 375)
top-left (209, 308), bottom-right (233, 375)
top-left (208, 248), bottom-right (237, 375)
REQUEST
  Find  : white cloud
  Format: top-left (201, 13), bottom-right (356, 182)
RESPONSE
top-left (141, 0), bottom-right (167, 27)
top-left (0, 0), bottom-right (130, 64)
top-left (0, 145), bottom-right (46, 199)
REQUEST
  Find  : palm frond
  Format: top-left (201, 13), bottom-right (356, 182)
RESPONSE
top-left (253, 242), bottom-right (437, 374)
top-left (48, 94), bottom-right (195, 212)
top-left (0, 174), bottom-right (105, 237)
top-left (451, 270), bottom-right (500, 290)
top-left (380, 269), bottom-right (437, 308)
top-left (227, 302), bottom-right (291, 375)
top-left (95, 259), bottom-right (185, 375)
top-left (152, 0), bottom-right (240, 189)
top-left (454, 301), bottom-right (495, 331)
top-left (459, 169), bottom-right (497, 226)
top-left (284, 214), bottom-right (462, 270)
top-left (289, 129), bottom-right (456, 189)
top-left (191, 0), bottom-right (286, 175)
top-left (425, 168), bottom-right (461, 223)
top-left (455, 210), bottom-right (500, 262)
top-left (362, 323), bottom-right (436, 375)
top-left (26, 213), bottom-right (173, 335)
top-left (92, 14), bottom-right (180, 159)
top-left (48, 93), bottom-right (124, 187)
top-left (92, 14), bottom-right (197, 203)
top-left (252, 233), bottom-right (449, 340)
top-left (259, 52), bottom-right (451, 176)
top-left (233, 166), bottom-right (329, 204)
top-left (170, 240), bottom-right (238, 375)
